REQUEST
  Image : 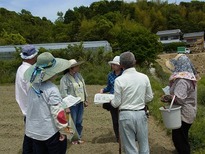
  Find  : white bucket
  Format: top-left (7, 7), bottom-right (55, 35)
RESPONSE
top-left (159, 105), bottom-right (182, 129)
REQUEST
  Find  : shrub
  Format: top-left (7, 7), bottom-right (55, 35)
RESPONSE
top-left (153, 62), bottom-right (170, 86)
top-left (82, 63), bottom-right (110, 85)
top-left (197, 77), bottom-right (205, 105)
top-left (0, 59), bottom-right (21, 83)
top-left (163, 42), bottom-right (186, 53)
top-left (189, 105), bottom-right (205, 152)
top-left (0, 44), bottom-right (115, 84)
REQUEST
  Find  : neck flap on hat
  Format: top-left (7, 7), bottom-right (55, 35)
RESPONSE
top-left (30, 59), bottom-right (56, 83)
top-left (169, 55), bottom-right (197, 81)
top-left (169, 72), bottom-right (196, 81)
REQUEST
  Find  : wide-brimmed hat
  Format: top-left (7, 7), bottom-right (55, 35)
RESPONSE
top-left (24, 52), bottom-right (70, 83)
top-left (20, 44), bottom-right (38, 59)
top-left (67, 59), bottom-right (84, 69)
top-left (108, 56), bottom-right (120, 65)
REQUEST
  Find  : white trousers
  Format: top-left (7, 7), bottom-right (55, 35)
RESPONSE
top-left (119, 110), bottom-right (149, 154)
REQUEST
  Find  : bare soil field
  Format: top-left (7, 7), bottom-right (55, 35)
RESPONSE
top-left (0, 85), bottom-right (175, 154)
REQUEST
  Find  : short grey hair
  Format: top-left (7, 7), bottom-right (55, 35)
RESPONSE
top-left (120, 51), bottom-right (136, 69)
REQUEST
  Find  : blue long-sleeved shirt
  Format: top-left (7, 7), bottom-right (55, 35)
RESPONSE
top-left (103, 70), bottom-right (123, 94)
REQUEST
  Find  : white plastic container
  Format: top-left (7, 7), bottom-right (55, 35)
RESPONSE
top-left (159, 105), bottom-right (182, 129)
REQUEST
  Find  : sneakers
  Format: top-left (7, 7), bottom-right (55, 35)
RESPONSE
top-left (72, 140), bottom-right (85, 145)
top-left (78, 140), bottom-right (85, 144)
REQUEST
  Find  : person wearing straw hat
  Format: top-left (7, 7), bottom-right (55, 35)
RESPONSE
top-left (161, 54), bottom-right (199, 154)
top-left (24, 52), bottom-right (70, 154)
top-left (111, 51), bottom-right (153, 154)
top-left (15, 44), bottom-right (38, 154)
top-left (60, 59), bottom-right (88, 144)
top-left (99, 55), bottom-right (123, 142)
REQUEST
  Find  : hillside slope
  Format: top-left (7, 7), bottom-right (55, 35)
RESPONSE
top-left (156, 53), bottom-right (205, 75)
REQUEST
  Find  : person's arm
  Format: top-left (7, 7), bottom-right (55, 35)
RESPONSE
top-left (48, 86), bottom-right (68, 130)
top-left (59, 76), bottom-right (70, 98)
top-left (78, 73), bottom-right (89, 107)
top-left (173, 79), bottom-right (189, 105)
top-left (145, 77), bottom-right (154, 103)
top-left (102, 73), bottom-right (112, 93)
top-left (161, 80), bottom-right (189, 104)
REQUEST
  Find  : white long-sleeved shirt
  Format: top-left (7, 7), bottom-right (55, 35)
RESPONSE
top-left (15, 62), bottom-right (31, 116)
top-left (111, 67), bottom-right (153, 110)
top-left (26, 81), bottom-right (61, 140)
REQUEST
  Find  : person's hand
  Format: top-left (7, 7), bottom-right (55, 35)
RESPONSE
top-left (65, 108), bottom-right (70, 113)
top-left (161, 95), bottom-right (173, 103)
top-left (59, 134), bottom-right (66, 141)
top-left (100, 89), bottom-right (104, 93)
top-left (84, 101), bottom-right (89, 107)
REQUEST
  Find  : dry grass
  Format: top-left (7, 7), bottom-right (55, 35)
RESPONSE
top-left (157, 53), bottom-right (205, 75)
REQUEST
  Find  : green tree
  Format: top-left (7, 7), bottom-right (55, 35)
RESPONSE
top-left (20, 9), bottom-right (32, 16)
top-left (117, 22), bottom-right (162, 65)
top-left (0, 30), bottom-right (26, 45)
top-left (52, 22), bottom-right (72, 42)
top-left (55, 11), bottom-right (64, 23)
top-left (64, 9), bottom-right (76, 24)
top-left (77, 19), bottom-right (96, 40)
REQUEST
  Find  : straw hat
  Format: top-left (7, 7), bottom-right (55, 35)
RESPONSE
top-left (108, 56), bottom-right (120, 65)
top-left (24, 52), bottom-right (70, 83)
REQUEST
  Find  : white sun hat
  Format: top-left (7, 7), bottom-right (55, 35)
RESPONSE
top-left (108, 56), bottom-right (120, 65)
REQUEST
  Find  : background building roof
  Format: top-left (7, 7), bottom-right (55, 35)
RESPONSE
top-left (183, 31), bottom-right (204, 38)
top-left (156, 29), bottom-right (182, 36)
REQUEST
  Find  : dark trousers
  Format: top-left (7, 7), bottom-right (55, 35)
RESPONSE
top-left (23, 117), bottom-right (33, 154)
top-left (23, 134), bottom-right (34, 154)
top-left (32, 132), bottom-right (67, 154)
top-left (110, 107), bottom-right (119, 141)
top-left (172, 121), bottom-right (192, 154)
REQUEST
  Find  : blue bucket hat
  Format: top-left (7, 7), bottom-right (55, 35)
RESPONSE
top-left (20, 45), bottom-right (38, 59)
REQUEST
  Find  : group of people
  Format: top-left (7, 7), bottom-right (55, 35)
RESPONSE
top-left (15, 44), bottom-right (198, 154)
top-left (15, 45), bottom-right (88, 154)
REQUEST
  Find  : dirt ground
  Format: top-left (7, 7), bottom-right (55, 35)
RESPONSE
top-left (0, 85), bottom-right (175, 154)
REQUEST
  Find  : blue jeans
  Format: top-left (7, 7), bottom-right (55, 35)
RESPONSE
top-left (119, 110), bottom-right (149, 154)
top-left (70, 102), bottom-right (84, 138)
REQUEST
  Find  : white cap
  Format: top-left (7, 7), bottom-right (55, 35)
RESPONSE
top-left (108, 56), bottom-right (120, 65)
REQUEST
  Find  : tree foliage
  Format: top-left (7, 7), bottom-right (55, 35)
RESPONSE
top-left (0, 1), bottom-right (205, 63)
top-left (0, 29), bottom-right (26, 45)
